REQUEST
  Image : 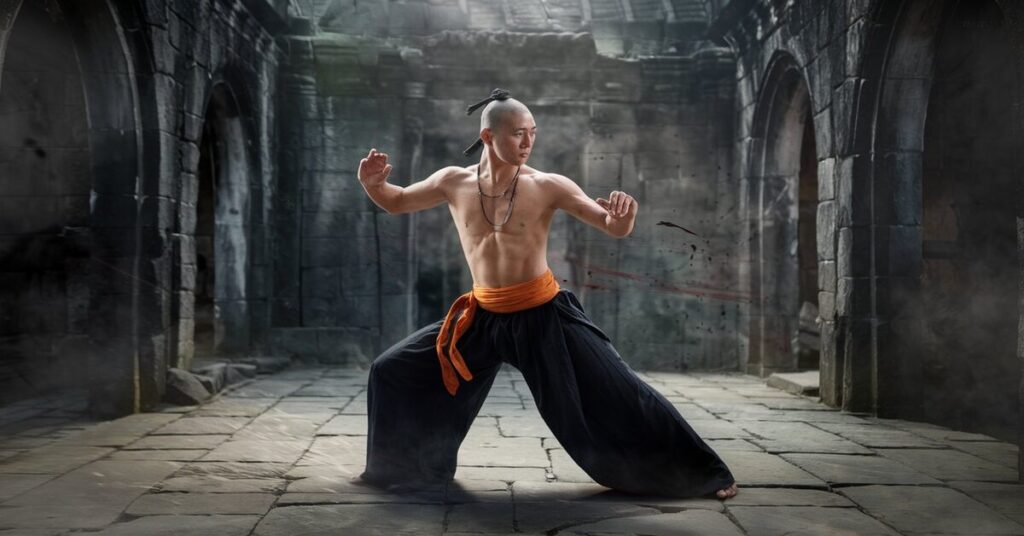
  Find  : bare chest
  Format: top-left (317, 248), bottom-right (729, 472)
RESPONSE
top-left (448, 178), bottom-right (553, 236)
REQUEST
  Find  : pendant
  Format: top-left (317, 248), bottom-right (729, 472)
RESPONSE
top-left (493, 224), bottom-right (501, 232)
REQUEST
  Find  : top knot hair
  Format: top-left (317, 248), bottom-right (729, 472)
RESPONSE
top-left (463, 88), bottom-right (512, 156)
top-left (466, 88), bottom-right (511, 116)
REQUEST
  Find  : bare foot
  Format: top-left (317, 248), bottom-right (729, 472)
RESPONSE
top-left (715, 482), bottom-right (739, 500)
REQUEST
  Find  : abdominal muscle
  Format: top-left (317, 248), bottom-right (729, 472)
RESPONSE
top-left (448, 178), bottom-right (554, 289)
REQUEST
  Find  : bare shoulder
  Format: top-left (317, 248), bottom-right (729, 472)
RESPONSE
top-left (529, 169), bottom-right (576, 193)
top-left (429, 165), bottom-right (474, 188)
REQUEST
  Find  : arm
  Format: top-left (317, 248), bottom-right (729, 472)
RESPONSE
top-left (357, 148), bottom-right (451, 215)
top-left (549, 173), bottom-right (638, 238)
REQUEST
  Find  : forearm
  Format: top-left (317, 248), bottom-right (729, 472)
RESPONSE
top-left (361, 180), bottom-right (404, 214)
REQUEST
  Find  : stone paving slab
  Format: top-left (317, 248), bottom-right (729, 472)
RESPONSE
top-left (454, 465), bottom-right (549, 482)
top-left (512, 501), bottom-right (661, 534)
top-left (295, 436), bottom-right (365, 466)
top-left (316, 414), bottom-right (368, 435)
top-left (1, 366), bottom-right (1021, 535)
top-left (125, 434), bottom-right (231, 450)
top-left (202, 439), bottom-right (310, 464)
top-left (717, 450), bottom-right (826, 488)
top-left (253, 504), bottom-right (447, 535)
top-left (0, 445), bottom-right (113, 474)
top-left (948, 440), bottom-right (1020, 470)
top-left (126, 492), bottom-right (277, 515)
top-left (157, 475), bottom-right (287, 493)
top-left (723, 487), bottom-right (856, 507)
top-left (192, 398), bottom-right (280, 417)
top-left (152, 416), bottom-right (251, 435)
top-left (948, 480), bottom-right (1024, 526)
top-left (839, 485), bottom-right (1024, 535)
top-left (566, 509), bottom-right (745, 535)
top-left (780, 452), bottom-right (942, 485)
top-left (813, 422), bottom-right (948, 448)
top-left (0, 473), bottom-right (51, 501)
top-left (82, 514), bottom-right (261, 536)
top-left (877, 447), bottom-right (1019, 482)
top-left (511, 480), bottom-right (724, 511)
top-left (108, 448), bottom-right (208, 461)
top-left (0, 460), bottom-right (181, 529)
top-left (729, 505), bottom-right (902, 535)
top-left (458, 436), bottom-right (548, 468)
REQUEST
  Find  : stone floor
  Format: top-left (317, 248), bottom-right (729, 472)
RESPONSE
top-left (0, 365), bottom-right (1021, 535)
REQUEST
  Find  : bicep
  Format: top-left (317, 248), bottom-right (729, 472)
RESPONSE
top-left (551, 175), bottom-right (607, 231)
top-left (392, 168), bottom-right (451, 214)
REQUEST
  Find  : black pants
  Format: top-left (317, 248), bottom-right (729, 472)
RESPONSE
top-left (360, 289), bottom-right (736, 498)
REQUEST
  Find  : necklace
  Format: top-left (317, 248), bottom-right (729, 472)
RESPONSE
top-left (476, 164), bottom-right (520, 198)
top-left (477, 163), bottom-right (521, 232)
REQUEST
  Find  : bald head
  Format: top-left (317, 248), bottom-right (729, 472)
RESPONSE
top-left (480, 98), bottom-right (532, 131)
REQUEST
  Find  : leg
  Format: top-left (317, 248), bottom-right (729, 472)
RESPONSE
top-left (512, 292), bottom-right (737, 498)
top-left (361, 319), bottom-right (501, 487)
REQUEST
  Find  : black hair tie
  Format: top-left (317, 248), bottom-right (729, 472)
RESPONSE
top-left (463, 88), bottom-right (512, 156)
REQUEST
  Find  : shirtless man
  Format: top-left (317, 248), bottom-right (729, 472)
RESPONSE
top-left (355, 91), bottom-right (739, 500)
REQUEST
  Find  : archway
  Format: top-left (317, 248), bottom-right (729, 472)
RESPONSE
top-left (745, 53), bottom-right (820, 379)
top-left (0, 0), bottom-right (92, 404)
top-left (871, 0), bottom-right (1020, 443)
top-left (177, 83), bottom-right (253, 369)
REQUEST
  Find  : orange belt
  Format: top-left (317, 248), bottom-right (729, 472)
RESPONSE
top-left (435, 268), bottom-right (561, 395)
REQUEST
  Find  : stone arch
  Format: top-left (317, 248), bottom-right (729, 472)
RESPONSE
top-left (173, 80), bottom-right (254, 369)
top-left (863, 0), bottom-right (1023, 451)
top-left (743, 51), bottom-right (822, 379)
top-left (0, 0), bottom-right (147, 415)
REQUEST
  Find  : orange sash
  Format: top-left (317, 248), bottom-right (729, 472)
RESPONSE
top-left (435, 269), bottom-right (561, 395)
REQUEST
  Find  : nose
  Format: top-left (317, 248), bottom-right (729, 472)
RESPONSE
top-left (521, 135), bottom-right (531, 149)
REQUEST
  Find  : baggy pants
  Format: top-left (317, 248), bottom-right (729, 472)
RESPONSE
top-left (360, 289), bottom-right (736, 498)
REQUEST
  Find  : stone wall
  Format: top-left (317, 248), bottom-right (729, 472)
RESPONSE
top-left (709, 0), bottom-right (1024, 478)
top-left (271, 2), bottom-right (743, 371)
top-left (0, 0), bottom-right (284, 415)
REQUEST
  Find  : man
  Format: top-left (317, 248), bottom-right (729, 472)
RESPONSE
top-left (354, 89), bottom-right (739, 500)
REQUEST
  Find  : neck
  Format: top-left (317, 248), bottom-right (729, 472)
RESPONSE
top-left (479, 148), bottom-right (519, 187)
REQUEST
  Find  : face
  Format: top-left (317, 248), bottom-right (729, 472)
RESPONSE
top-left (483, 111), bottom-right (536, 166)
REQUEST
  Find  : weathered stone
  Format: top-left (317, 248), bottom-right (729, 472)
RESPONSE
top-left (152, 417), bottom-right (250, 435)
top-left (176, 462), bottom-right (292, 479)
top-left (81, 515), bottom-right (260, 536)
top-left (729, 505), bottom-right (900, 536)
top-left (948, 480), bottom-right (1024, 526)
top-left (567, 509), bottom-right (744, 535)
top-left (840, 485), bottom-right (1024, 535)
top-left (164, 368), bottom-right (212, 406)
top-left (514, 502), bottom-right (660, 534)
top-left (126, 434), bottom-right (230, 450)
top-left (457, 437), bottom-right (549, 468)
top-left (252, 504), bottom-right (447, 535)
top-left (127, 492), bottom-right (276, 515)
top-left (108, 449), bottom-right (206, 461)
top-left (0, 460), bottom-right (181, 529)
top-left (876, 448), bottom-right (1019, 482)
top-left (0, 473), bottom-right (52, 501)
top-left (201, 439), bottom-right (310, 464)
top-left (780, 453), bottom-right (941, 485)
top-left (158, 475), bottom-right (286, 493)
top-left (316, 414), bottom-right (368, 435)
top-left (716, 451), bottom-right (826, 488)
top-left (0, 445), bottom-right (113, 474)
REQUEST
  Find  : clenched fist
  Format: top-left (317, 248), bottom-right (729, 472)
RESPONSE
top-left (596, 190), bottom-right (637, 219)
top-left (358, 148), bottom-right (392, 187)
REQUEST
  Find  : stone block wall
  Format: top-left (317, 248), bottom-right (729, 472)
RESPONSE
top-left (0, 0), bottom-right (284, 414)
top-left (272, 5), bottom-right (742, 372)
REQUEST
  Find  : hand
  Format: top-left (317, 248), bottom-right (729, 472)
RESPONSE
top-left (596, 190), bottom-right (637, 219)
top-left (358, 148), bottom-right (392, 187)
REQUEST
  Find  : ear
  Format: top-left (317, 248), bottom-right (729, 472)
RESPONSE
top-left (480, 127), bottom-right (493, 145)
